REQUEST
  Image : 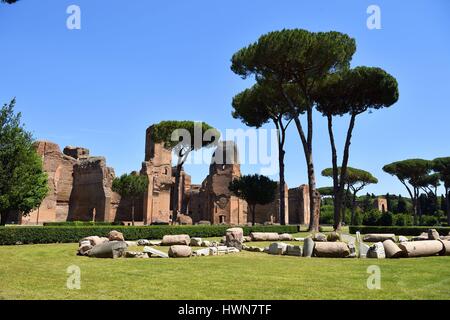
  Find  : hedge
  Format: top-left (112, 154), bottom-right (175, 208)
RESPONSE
top-left (349, 225), bottom-right (450, 236)
top-left (0, 225), bottom-right (299, 245)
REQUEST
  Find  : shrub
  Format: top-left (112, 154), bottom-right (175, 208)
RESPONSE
top-left (0, 225), bottom-right (299, 245)
top-left (353, 208), bottom-right (363, 226)
top-left (393, 214), bottom-right (413, 226)
top-left (378, 212), bottom-right (394, 226)
top-left (419, 215), bottom-right (441, 227)
top-left (362, 210), bottom-right (382, 226)
top-left (349, 225), bottom-right (450, 236)
top-left (319, 205), bottom-right (334, 225)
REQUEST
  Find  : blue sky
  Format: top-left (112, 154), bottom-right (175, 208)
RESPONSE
top-left (1, 0), bottom-right (449, 196)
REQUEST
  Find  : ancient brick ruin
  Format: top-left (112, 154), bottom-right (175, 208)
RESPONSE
top-left (13, 124), bottom-right (312, 225)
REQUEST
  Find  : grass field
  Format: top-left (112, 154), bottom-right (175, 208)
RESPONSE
top-left (1, 232), bottom-right (450, 300)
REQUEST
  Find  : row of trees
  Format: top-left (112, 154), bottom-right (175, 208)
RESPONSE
top-left (320, 167), bottom-right (378, 226)
top-left (383, 158), bottom-right (450, 225)
top-left (231, 29), bottom-right (399, 231)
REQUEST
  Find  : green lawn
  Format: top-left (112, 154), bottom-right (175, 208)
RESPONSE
top-left (1, 233), bottom-right (450, 300)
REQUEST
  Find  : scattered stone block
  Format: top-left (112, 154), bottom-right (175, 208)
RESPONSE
top-left (149, 240), bottom-right (162, 246)
top-left (201, 240), bottom-right (211, 247)
top-left (356, 231), bottom-right (370, 258)
top-left (303, 238), bottom-right (315, 257)
top-left (193, 248), bottom-right (210, 257)
top-left (125, 241), bottom-right (137, 247)
top-left (399, 240), bottom-right (445, 258)
top-left (367, 242), bottom-right (386, 259)
top-left (243, 236), bottom-right (252, 242)
top-left (382, 240), bottom-right (403, 258)
top-left (168, 245), bottom-right (192, 258)
top-left (398, 236), bottom-right (409, 243)
top-left (279, 233), bottom-right (293, 241)
top-left (242, 245), bottom-right (263, 252)
top-left (137, 239), bottom-right (151, 246)
top-left (411, 232), bottom-right (429, 241)
top-left (225, 227), bottom-right (244, 250)
top-left (347, 243), bottom-right (356, 258)
top-left (80, 236), bottom-right (108, 247)
top-left (78, 240), bottom-right (93, 256)
top-left (312, 233), bottom-right (327, 242)
top-left (190, 237), bottom-right (203, 247)
top-left (314, 242), bottom-right (350, 258)
top-left (428, 229), bottom-right (440, 240)
top-left (108, 230), bottom-right (125, 242)
top-left (327, 232), bottom-right (341, 242)
top-left (143, 246), bottom-right (169, 258)
top-left (227, 247), bottom-right (240, 254)
top-left (358, 242), bottom-right (370, 259)
top-left (363, 234), bottom-right (396, 242)
top-left (438, 240), bottom-right (450, 256)
top-left (250, 232), bottom-right (280, 241)
top-left (340, 234), bottom-right (356, 244)
top-left (268, 242), bottom-right (288, 255)
top-left (176, 214), bottom-right (193, 225)
top-left (285, 245), bottom-right (303, 256)
top-left (209, 247), bottom-right (218, 256)
top-left (161, 234), bottom-right (190, 246)
top-left (125, 251), bottom-right (149, 259)
top-left (88, 241), bottom-right (127, 259)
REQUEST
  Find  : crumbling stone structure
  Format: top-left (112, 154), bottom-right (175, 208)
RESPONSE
top-left (16, 142), bottom-right (119, 225)
top-left (254, 184), bottom-right (289, 224)
top-left (373, 197), bottom-right (388, 213)
top-left (18, 141), bottom-right (77, 224)
top-left (17, 124), bottom-right (313, 226)
top-left (288, 184), bottom-right (311, 225)
top-left (68, 157), bottom-right (117, 222)
top-left (189, 141), bottom-right (247, 224)
top-left (141, 125), bottom-right (175, 224)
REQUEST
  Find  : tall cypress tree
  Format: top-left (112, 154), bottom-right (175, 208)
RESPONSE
top-left (397, 195), bottom-right (407, 214)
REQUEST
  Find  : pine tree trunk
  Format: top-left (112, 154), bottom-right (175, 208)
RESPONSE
top-left (351, 192), bottom-right (357, 225)
top-left (306, 150), bottom-right (319, 232)
top-left (279, 151), bottom-right (286, 225)
top-left (131, 200), bottom-right (135, 227)
top-left (294, 114), bottom-right (319, 232)
top-left (446, 188), bottom-right (450, 225)
top-left (413, 189), bottom-right (419, 225)
top-left (335, 114), bottom-right (357, 230)
top-left (172, 163), bottom-right (183, 223)
top-left (251, 204), bottom-right (256, 226)
top-left (277, 126), bottom-right (287, 226)
top-left (327, 115), bottom-right (340, 231)
top-left (0, 212), bottom-right (7, 226)
top-left (342, 185), bottom-right (350, 225)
